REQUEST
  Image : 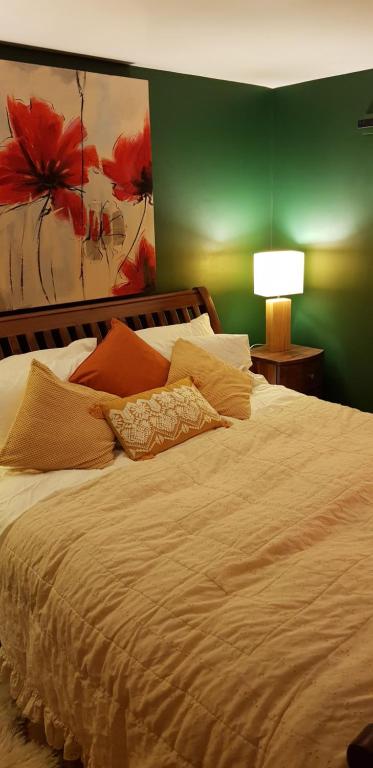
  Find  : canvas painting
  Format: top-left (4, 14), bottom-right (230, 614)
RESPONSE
top-left (0, 60), bottom-right (155, 310)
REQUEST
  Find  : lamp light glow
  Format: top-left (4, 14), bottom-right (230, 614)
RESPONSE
top-left (253, 250), bottom-right (304, 297)
top-left (253, 250), bottom-right (305, 353)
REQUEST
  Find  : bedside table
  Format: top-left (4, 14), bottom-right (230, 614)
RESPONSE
top-left (251, 345), bottom-right (324, 397)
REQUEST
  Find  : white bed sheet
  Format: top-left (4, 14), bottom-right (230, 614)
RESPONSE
top-left (0, 375), bottom-right (302, 541)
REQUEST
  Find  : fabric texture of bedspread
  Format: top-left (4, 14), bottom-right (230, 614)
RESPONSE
top-left (1, 395), bottom-right (373, 768)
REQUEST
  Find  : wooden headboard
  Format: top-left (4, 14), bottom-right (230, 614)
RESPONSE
top-left (0, 287), bottom-right (222, 359)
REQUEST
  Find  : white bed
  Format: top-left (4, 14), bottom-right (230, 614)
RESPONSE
top-left (1, 288), bottom-right (373, 768)
top-left (0, 374), bottom-right (300, 541)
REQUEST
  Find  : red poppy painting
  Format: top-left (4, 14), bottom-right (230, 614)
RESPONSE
top-left (0, 62), bottom-right (155, 310)
top-left (112, 236), bottom-right (156, 296)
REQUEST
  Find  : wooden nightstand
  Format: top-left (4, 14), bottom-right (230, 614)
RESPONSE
top-left (251, 345), bottom-right (324, 397)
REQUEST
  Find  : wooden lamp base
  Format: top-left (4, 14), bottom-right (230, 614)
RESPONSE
top-left (265, 297), bottom-right (291, 352)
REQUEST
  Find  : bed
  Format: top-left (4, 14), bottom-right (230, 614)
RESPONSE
top-left (0, 286), bottom-right (373, 768)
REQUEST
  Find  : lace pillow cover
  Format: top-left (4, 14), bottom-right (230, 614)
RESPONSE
top-left (101, 377), bottom-right (228, 460)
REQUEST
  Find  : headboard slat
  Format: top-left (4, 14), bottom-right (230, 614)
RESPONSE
top-left (89, 323), bottom-right (104, 342)
top-left (131, 315), bottom-right (143, 331)
top-left (74, 325), bottom-right (86, 340)
top-left (144, 313), bottom-right (155, 328)
top-left (0, 287), bottom-right (222, 358)
top-left (169, 309), bottom-right (180, 325)
top-left (25, 333), bottom-right (39, 352)
top-left (58, 327), bottom-right (73, 346)
top-left (42, 330), bottom-right (57, 349)
top-left (9, 336), bottom-right (22, 355)
top-left (156, 311), bottom-right (168, 327)
top-left (180, 308), bottom-right (191, 323)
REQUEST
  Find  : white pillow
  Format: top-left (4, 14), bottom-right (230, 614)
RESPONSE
top-left (0, 337), bottom-right (97, 446)
top-left (135, 313), bottom-right (214, 360)
top-left (187, 334), bottom-right (252, 370)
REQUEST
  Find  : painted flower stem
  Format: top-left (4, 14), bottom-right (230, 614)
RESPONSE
top-left (114, 198), bottom-right (147, 284)
top-left (36, 194), bottom-right (51, 303)
top-left (76, 70), bottom-right (87, 298)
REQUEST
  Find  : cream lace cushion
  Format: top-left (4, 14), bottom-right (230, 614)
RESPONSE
top-left (167, 339), bottom-right (252, 419)
top-left (101, 377), bottom-right (228, 460)
top-left (0, 360), bottom-right (116, 471)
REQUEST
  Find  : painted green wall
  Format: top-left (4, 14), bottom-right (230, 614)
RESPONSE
top-left (139, 67), bottom-right (271, 341)
top-left (0, 43), bottom-right (272, 343)
top-left (272, 70), bottom-right (373, 411)
top-left (2, 44), bottom-right (372, 410)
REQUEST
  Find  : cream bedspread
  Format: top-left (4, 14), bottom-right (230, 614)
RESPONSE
top-left (1, 394), bottom-right (373, 768)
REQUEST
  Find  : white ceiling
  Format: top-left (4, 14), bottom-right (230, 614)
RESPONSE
top-left (3, 0), bottom-right (373, 88)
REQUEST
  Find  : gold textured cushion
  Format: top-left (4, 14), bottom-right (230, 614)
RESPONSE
top-left (167, 339), bottom-right (252, 419)
top-left (0, 360), bottom-right (116, 471)
top-left (101, 377), bottom-right (228, 460)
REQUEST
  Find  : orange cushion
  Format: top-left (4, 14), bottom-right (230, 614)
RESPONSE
top-left (69, 319), bottom-right (170, 397)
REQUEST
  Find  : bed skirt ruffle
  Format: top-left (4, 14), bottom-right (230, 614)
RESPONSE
top-left (0, 647), bottom-right (83, 763)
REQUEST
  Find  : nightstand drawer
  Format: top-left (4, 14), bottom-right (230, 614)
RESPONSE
top-left (278, 355), bottom-right (323, 396)
top-left (251, 345), bottom-right (324, 397)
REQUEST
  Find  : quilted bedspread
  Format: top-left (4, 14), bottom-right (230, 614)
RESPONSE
top-left (1, 394), bottom-right (373, 768)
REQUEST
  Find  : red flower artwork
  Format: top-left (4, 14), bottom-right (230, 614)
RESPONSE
top-left (102, 117), bottom-right (152, 204)
top-left (88, 207), bottom-right (111, 242)
top-left (113, 236), bottom-right (155, 296)
top-left (0, 96), bottom-right (98, 235)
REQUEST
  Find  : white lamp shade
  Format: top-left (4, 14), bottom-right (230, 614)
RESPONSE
top-left (253, 250), bottom-right (304, 297)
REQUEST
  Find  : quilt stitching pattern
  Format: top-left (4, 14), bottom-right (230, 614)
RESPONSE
top-left (1, 396), bottom-right (373, 767)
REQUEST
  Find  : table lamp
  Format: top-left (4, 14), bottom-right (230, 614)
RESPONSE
top-left (253, 250), bottom-right (304, 352)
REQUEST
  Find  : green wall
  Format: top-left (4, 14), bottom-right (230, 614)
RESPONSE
top-left (1, 43), bottom-right (372, 410)
top-left (142, 68), bottom-right (271, 341)
top-left (272, 70), bottom-right (373, 411)
top-left (0, 43), bottom-right (272, 343)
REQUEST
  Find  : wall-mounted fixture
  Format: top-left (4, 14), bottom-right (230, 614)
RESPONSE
top-left (253, 250), bottom-right (304, 352)
top-left (357, 100), bottom-right (373, 134)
